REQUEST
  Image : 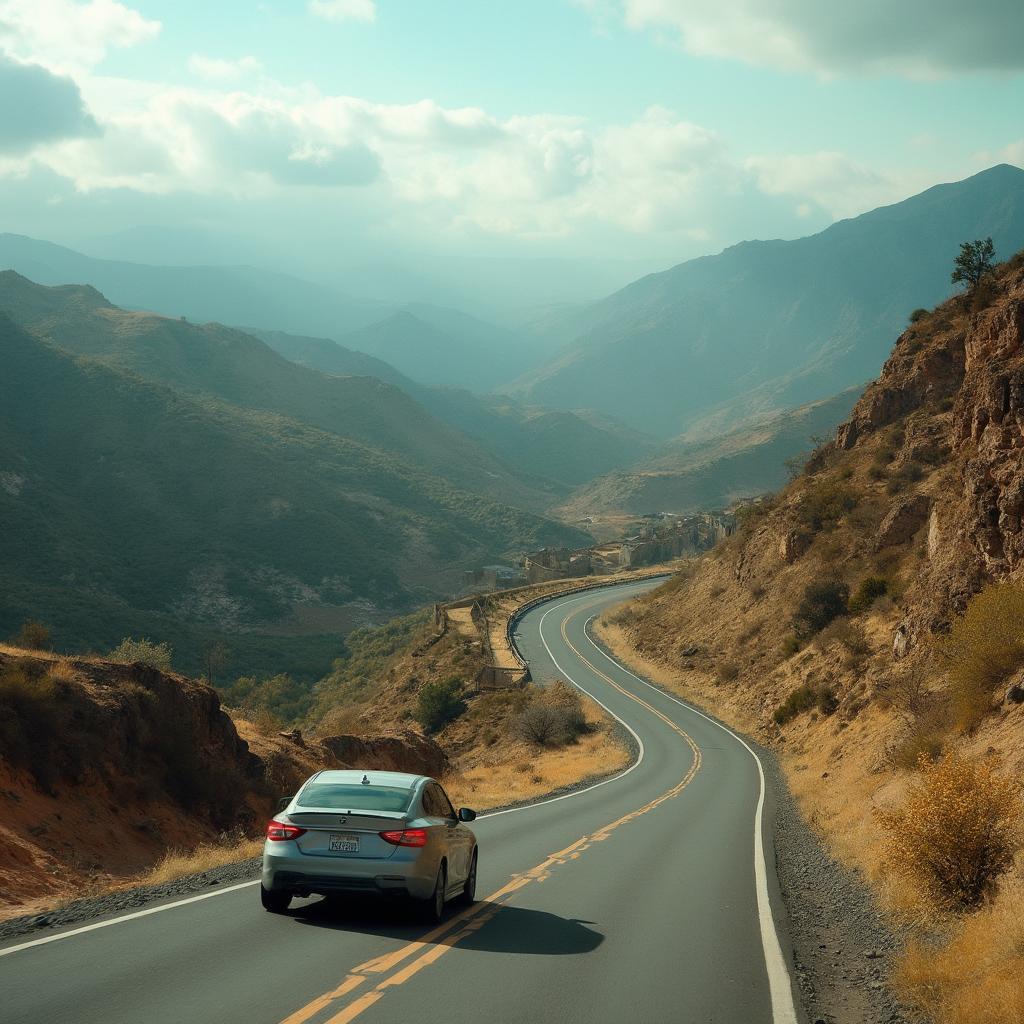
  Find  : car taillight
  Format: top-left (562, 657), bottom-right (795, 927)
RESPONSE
top-left (266, 820), bottom-right (306, 842)
top-left (379, 828), bottom-right (428, 847)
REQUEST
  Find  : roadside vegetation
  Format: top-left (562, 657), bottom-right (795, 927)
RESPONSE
top-left (137, 833), bottom-right (264, 888)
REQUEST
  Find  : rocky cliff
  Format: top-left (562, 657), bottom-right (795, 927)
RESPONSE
top-left (597, 252), bottom-right (1024, 1024)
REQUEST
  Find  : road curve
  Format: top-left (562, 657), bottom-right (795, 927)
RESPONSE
top-left (0, 580), bottom-right (800, 1024)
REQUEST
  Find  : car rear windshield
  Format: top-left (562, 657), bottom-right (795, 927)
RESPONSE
top-left (297, 783), bottom-right (413, 812)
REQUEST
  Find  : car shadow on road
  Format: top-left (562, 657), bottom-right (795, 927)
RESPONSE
top-left (290, 897), bottom-right (604, 956)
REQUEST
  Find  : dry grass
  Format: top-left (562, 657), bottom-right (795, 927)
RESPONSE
top-left (896, 875), bottom-right (1024, 1024)
top-left (940, 583), bottom-right (1024, 731)
top-left (444, 696), bottom-right (629, 811)
top-left (136, 836), bottom-right (264, 887)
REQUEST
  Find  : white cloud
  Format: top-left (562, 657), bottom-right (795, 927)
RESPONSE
top-left (0, 0), bottom-right (160, 73)
top-left (188, 54), bottom-right (263, 82)
top-left (744, 151), bottom-right (898, 219)
top-left (43, 88), bottom-right (383, 193)
top-left (601, 1), bottom-right (1024, 76)
top-left (9, 60), bottom-right (920, 247)
top-left (308, 0), bottom-right (376, 23)
top-left (999, 141), bottom-right (1024, 166)
top-left (0, 53), bottom-right (99, 153)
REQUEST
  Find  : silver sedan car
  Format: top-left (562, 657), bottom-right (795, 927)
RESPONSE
top-left (261, 770), bottom-right (478, 921)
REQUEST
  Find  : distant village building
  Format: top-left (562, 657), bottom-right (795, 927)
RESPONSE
top-left (463, 564), bottom-right (527, 591)
top-left (464, 511), bottom-right (735, 596)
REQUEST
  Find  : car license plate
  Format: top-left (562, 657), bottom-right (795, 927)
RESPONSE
top-left (329, 833), bottom-right (359, 853)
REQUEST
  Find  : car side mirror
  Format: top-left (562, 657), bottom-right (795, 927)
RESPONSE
top-left (458, 807), bottom-right (477, 822)
top-left (276, 796), bottom-right (293, 814)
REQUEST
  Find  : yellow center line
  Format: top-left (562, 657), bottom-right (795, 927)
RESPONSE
top-left (279, 604), bottom-right (702, 1024)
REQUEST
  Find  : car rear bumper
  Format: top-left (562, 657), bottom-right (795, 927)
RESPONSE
top-left (262, 844), bottom-right (436, 900)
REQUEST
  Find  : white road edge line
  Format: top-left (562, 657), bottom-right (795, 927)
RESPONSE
top-left (0, 880), bottom-right (259, 959)
top-left (0, 589), bottom-right (647, 959)
top-left (579, 608), bottom-right (799, 1024)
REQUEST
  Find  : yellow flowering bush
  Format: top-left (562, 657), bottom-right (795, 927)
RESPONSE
top-left (877, 753), bottom-right (1021, 909)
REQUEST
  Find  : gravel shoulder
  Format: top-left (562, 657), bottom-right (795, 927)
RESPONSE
top-left (766, 752), bottom-right (914, 1024)
top-left (0, 857), bottom-right (263, 944)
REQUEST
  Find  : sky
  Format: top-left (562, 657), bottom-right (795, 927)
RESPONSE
top-left (2, 0), bottom-right (1024, 303)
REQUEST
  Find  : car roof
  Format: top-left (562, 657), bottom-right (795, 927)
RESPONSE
top-left (304, 770), bottom-right (427, 788)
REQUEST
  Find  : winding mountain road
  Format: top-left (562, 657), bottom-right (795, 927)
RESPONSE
top-left (0, 580), bottom-right (800, 1024)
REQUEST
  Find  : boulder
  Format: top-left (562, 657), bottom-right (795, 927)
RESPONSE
top-left (779, 530), bottom-right (811, 564)
top-left (875, 494), bottom-right (931, 550)
top-left (892, 623), bottom-right (913, 660)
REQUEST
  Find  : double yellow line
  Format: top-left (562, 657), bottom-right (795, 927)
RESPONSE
top-left (279, 606), bottom-right (702, 1024)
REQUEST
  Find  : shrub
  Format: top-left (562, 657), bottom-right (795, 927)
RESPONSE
top-left (772, 683), bottom-right (818, 725)
top-left (897, 460), bottom-right (925, 483)
top-left (792, 578), bottom-right (850, 638)
top-left (512, 704), bottom-right (571, 746)
top-left (940, 584), bottom-right (1024, 730)
top-left (816, 685), bottom-right (839, 716)
top-left (849, 575), bottom-right (889, 614)
top-left (716, 661), bottom-right (740, 683)
top-left (14, 620), bottom-right (51, 650)
top-left (797, 480), bottom-right (857, 533)
top-left (819, 617), bottom-right (871, 669)
top-left (877, 753), bottom-right (1022, 909)
top-left (252, 707), bottom-right (282, 736)
top-left (909, 308), bottom-right (929, 323)
top-left (222, 672), bottom-right (311, 723)
top-left (510, 682), bottom-right (587, 747)
top-left (413, 676), bottom-right (466, 733)
top-left (779, 634), bottom-right (801, 659)
top-left (110, 637), bottom-right (173, 671)
top-left (890, 714), bottom-right (947, 770)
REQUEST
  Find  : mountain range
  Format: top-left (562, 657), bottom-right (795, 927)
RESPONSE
top-left (0, 233), bottom-right (560, 394)
top-left (556, 387), bottom-right (863, 517)
top-left (509, 164), bottom-right (1024, 438)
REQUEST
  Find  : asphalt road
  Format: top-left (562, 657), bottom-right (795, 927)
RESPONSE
top-left (0, 581), bottom-right (800, 1024)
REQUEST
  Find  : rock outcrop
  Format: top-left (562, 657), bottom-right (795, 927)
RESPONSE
top-left (834, 256), bottom-right (1024, 617)
top-left (875, 495), bottom-right (931, 550)
top-left (319, 730), bottom-right (448, 778)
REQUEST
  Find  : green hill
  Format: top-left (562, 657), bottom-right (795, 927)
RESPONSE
top-left (0, 272), bottom-right (558, 512)
top-left (0, 316), bottom-right (585, 678)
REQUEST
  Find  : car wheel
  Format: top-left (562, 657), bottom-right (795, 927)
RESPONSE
top-left (260, 884), bottom-right (292, 914)
top-left (422, 863), bottom-right (447, 923)
top-left (459, 851), bottom-right (477, 905)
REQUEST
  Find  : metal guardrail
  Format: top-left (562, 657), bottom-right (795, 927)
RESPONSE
top-left (504, 570), bottom-right (674, 675)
